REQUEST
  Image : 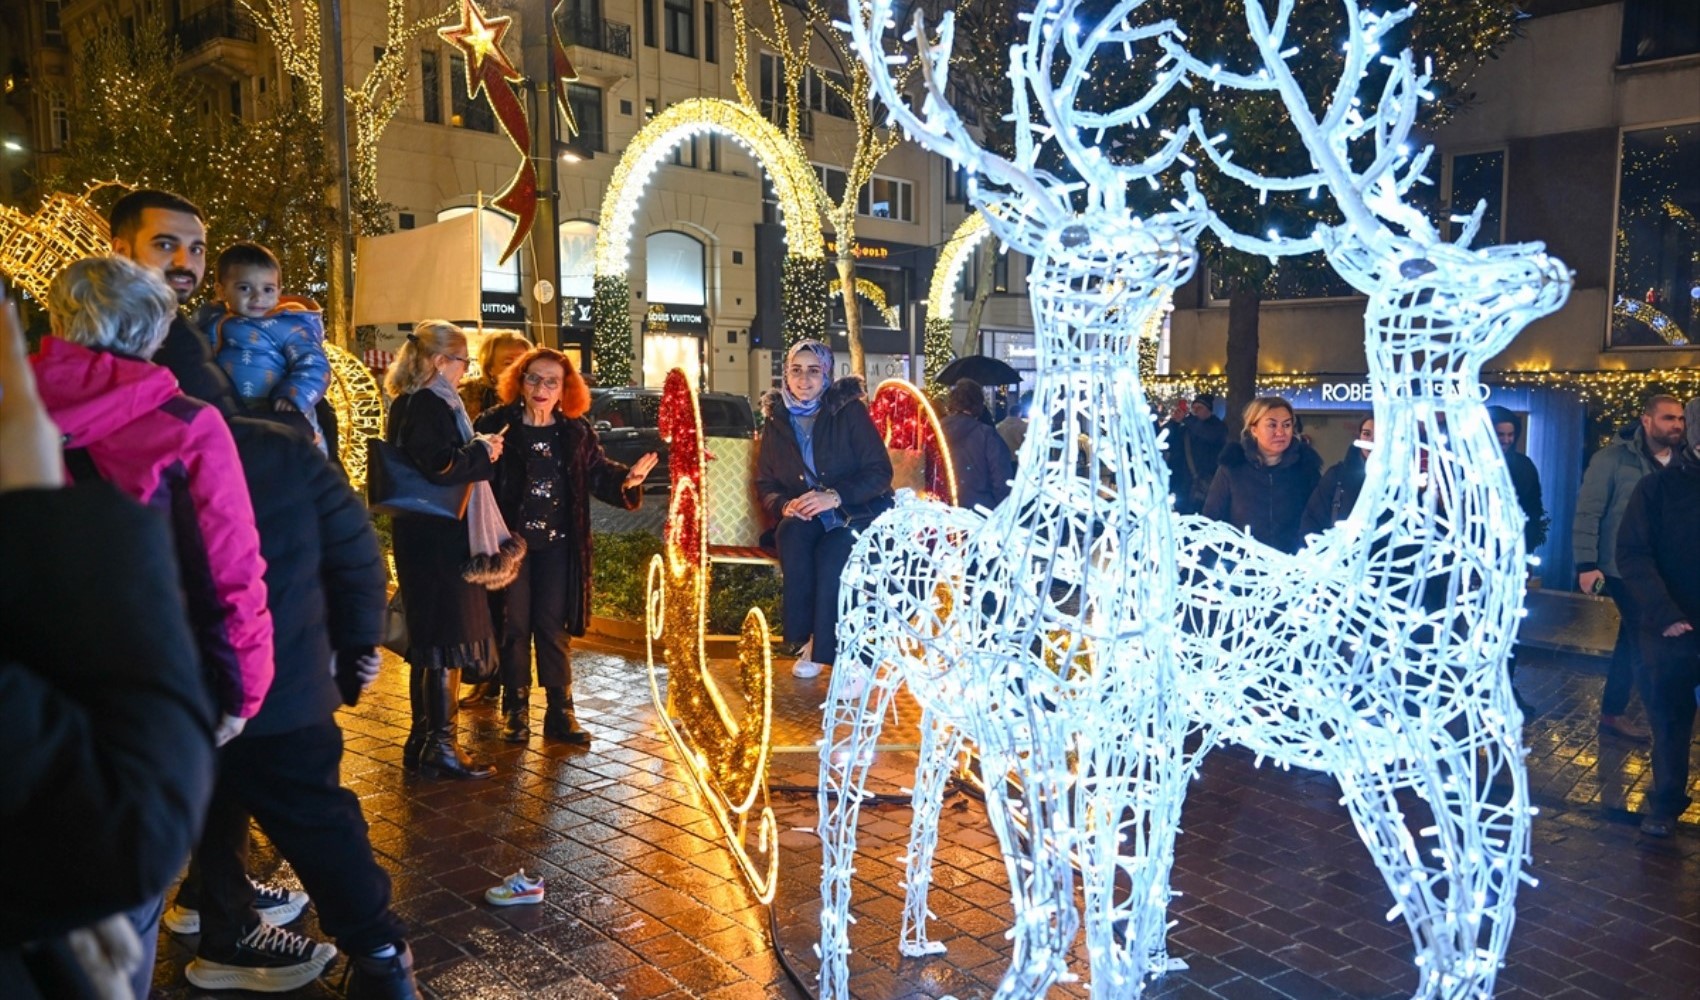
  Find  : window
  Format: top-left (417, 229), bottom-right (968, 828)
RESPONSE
top-left (668, 135), bottom-right (697, 168)
top-left (833, 264), bottom-right (906, 330)
top-left (228, 81), bottom-right (242, 119)
top-left (436, 207), bottom-right (521, 294)
top-left (758, 52), bottom-right (810, 135)
top-left (642, 0), bottom-right (656, 47)
top-left (814, 163), bottom-right (848, 204)
top-left (567, 82), bottom-right (604, 151)
top-left (945, 164), bottom-right (968, 204)
top-left (1610, 121), bottom-right (1699, 348)
top-left (707, 133), bottom-right (721, 172)
top-left (1444, 150), bottom-right (1504, 246)
top-left (663, 0), bottom-right (693, 56)
top-left (805, 66), bottom-right (850, 119)
top-left (450, 56), bottom-right (495, 132)
top-left (993, 252), bottom-right (1009, 294)
top-left (647, 231), bottom-right (706, 306)
top-left (858, 175), bottom-right (913, 222)
top-left (47, 91), bottom-right (68, 151)
top-left (1620, 0), bottom-right (1700, 65)
top-left (43, 0), bottom-right (63, 43)
top-left (559, 221), bottom-right (597, 299)
top-left (421, 50), bottom-right (442, 124)
top-left (703, 3), bottom-right (716, 63)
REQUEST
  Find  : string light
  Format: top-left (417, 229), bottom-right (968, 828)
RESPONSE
top-left (867, 379), bottom-right (957, 503)
top-left (829, 277), bottom-right (901, 329)
top-left (592, 98), bottom-right (824, 380)
top-left (644, 368), bottom-right (779, 903)
top-left (0, 182), bottom-right (118, 302)
top-left (323, 342), bottom-right (386, 491)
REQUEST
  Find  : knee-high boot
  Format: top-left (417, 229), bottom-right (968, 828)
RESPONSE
top-left (418, 668), bottom-right (495, 779)
top-left (403, 662), bottom-right (427, 770)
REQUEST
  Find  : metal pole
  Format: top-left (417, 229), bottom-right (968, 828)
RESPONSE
top-left (322, 0), bottom-right (355, 347)
top-left (525, 0), bottom-right (564, 348)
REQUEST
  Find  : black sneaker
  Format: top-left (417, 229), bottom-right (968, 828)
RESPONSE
top-left (184, 922), bottom-right (337, 992)
top-left (346, 942), bottom-right (421, 1000)
top-left (164, 878), bottom-right (309, 935)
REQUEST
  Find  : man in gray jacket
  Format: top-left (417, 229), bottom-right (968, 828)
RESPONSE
top-left (1572, 395), bottom-right (1687, 741)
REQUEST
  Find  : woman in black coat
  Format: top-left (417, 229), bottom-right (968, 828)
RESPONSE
top-left (941, 378), bottom-right (1015, 510)
top-left (1203, 396), bottom-right (1322, 555)
top-left (386, 320), bottom-right (513, 780)
top-left (474, 347), bottom-right (654, 744)
top-left (1302, 414), bottom-right (1373, 536)
top-left (756, 340), bottom-right (894, 679)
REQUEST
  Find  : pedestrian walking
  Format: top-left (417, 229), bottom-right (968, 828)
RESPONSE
top-left (1203, 396), bottom-right (1322, 555)
top-left (940, 378), bottom-right (1015, 510)
top-left (475, 347), bottom-right (655, 744)
top-left (1615, 397), bottom-right (1700, 839)
top-left (756, 339), bottom-right (894, 680)
top-left (1182, 393), bottom-right (1228, 513)
top-left (1573, 395), bottom-right (1687, 741)
top-left (1302, 415), bottom-right (1373, 535)
top-left (1489, 406), bottom-right (1548, 554)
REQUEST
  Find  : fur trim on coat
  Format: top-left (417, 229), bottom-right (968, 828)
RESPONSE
top-left (461, 533), bottom-right (528, 589)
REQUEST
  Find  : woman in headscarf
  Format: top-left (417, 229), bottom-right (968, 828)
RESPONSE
top-left (385, 319), bottom-right (524, 780)
top-left (756, 340), bottom-right (895, 679)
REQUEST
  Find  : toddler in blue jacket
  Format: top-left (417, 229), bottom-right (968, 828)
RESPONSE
top-left (196, 241), bottom-right (330, 452)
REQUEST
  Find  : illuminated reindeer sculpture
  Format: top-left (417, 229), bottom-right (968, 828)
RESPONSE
top-left (1157, 3), bottom-right (1564, 997)
top-left (819, 2), bottom-right (1213, 997)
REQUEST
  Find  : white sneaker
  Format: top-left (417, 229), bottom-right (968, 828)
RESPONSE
top-left (164, 878), bottom-right (309, 935)
top-left (792, 658), bottom-right (823, 679)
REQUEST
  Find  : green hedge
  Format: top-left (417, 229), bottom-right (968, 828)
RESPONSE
top-left (589, 530), bottom-right (784, 635)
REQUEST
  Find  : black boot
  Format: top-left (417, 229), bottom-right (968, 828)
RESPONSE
top-left (500, 686), bottom-right (532, 743)
top-left (402, 663), bottom-right (426, 770)
top-left (541, 686), bottom-right (590, 745)
top-left (345, 941), bottom-right (420, 1000)
top-left (458, 679), bottom-right (498, 708)
top-left (418, 668), bottom-right (495, 779)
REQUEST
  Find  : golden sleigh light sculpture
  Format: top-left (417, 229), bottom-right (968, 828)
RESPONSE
top-left (0, 184), bottom-right (122, 302)
top-left (644, 367), bottom-right (780, 903)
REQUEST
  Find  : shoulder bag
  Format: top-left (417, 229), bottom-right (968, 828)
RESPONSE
top-left (366, 437), bottom-right (472, 519)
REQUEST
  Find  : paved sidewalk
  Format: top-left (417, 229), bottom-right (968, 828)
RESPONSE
top-left (150, 645), bottom-right (1698, 999)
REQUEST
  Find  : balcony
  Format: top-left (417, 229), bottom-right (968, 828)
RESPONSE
top-left (174, 2), bottom-right (260, 78)
top-left (556, 13), bottom-right (633, 83)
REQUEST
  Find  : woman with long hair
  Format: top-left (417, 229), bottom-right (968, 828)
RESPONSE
top-left (1203, 395), bottom-right (1322, 554)
top-left (459, 330), bottom-right (532, 421)
top-left (386, 320), bottom-right (522, 779)
top-left (474, 347), bottom-right (656, 743)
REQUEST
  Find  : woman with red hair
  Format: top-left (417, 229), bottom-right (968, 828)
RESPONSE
top-left (474, 348), bottom-right (657, 743)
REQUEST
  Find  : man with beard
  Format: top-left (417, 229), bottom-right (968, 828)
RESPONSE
top-left (106, 190), bottom-right (241, 417)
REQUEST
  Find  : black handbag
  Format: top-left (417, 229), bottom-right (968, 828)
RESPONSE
top-left (366, 437), bottom-right (471, 519)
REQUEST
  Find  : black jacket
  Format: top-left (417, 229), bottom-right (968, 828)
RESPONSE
top-left (756, 378), bottom-right (894, 526)
top-left (387, 388), bottom-right (497, 653)
top-left (155, 313), bottom-right (240, 417)
top-left (1181, 413), bottom-right (1228, 504)
top-left (1504, 449), bottom-right (1547, 552)
top-left (475, 402), bottom-right (640, 635)
top-left (1204, 437), bottom-right (1323, 554)
top-left (1617, 451), bottom-right (1700, 633)
top-left (1, 485), bottom-right (215, 994)
top-left (1302, 446), bottom-right (1369, 536)
top-left (941, 411), bottom-right (1015, 510)
top-left (229, 418), bottom-right (385, 736)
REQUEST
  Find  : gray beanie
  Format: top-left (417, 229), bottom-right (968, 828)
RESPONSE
top-left (1688, 397), bottom-right (1700, 458)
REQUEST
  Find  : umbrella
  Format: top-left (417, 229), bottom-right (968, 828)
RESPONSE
top-left (936, 354), bottom-right (1023, 386)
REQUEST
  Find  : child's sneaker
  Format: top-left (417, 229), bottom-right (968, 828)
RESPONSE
top-left (484, 869), bottom-right (545, 906)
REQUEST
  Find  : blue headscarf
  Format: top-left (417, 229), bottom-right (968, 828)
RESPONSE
top-left (781, 339), bottom-right (834, 417)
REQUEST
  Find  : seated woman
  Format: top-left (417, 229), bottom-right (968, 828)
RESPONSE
top-left (1203, 395), bottom-right (1321, 555)
top-left (756, 340), bottom-right (894, 679)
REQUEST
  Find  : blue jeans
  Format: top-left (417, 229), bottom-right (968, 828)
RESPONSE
top-left (775, 515), bottom-right (859, 666)
top-left (124, 892), bottom-right (164, 999)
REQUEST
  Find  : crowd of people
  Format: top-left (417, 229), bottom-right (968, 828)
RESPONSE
top-left (3, 185), bottom-right (1694, 999)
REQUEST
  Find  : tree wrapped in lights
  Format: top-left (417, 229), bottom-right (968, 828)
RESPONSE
top-left (825, 2), bottom-right (1211, 996)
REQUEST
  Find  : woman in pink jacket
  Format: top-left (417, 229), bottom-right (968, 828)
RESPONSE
top-left (33, 256), bottom-right (274, 733)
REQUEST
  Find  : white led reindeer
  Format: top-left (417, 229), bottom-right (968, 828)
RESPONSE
top-left (1160, 2), bottom-right (1567, 997)
top-left (821, 2), bottom-right (1212, 997)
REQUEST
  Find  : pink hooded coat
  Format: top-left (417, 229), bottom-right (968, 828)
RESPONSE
top-left (32, 336), bottom-right (274, 719)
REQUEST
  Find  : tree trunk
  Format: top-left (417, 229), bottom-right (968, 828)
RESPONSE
top-left (836, 252), bottom-right (865, 381)
top-left (1225, 283), bottom-right (1261, 424)
top-left (958, 243), bottom-right (997, 360)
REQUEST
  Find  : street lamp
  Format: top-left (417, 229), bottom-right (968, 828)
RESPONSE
top-left (2, 139), bottom-right (24, 153)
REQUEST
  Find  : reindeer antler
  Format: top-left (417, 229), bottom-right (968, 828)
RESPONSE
top-left (1165, 0), bottom-right (1442, 258)
top-left (845, 0), bottom-right (1202, 249)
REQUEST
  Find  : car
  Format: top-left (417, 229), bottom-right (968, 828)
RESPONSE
top-left (588, 386), bottom-right (757, 489)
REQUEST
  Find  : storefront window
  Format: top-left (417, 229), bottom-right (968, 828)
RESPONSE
top-left (833, 264), bottom-right (905, 330)
top-left (1446, 150), bottom-right (1503, 246)
top-left (646, 231), bottom-right (706, 305)
top-left (1611, 122), bottom-right (1699, 348)
top-left (559, 220), bottom-right (596, 299)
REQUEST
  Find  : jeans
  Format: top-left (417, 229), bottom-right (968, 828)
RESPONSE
top-left (775, 515), bottom-right (859, 666)
top-left (194, 724), bottom-right (404, 956)
top-left (499, 541), bottom-right (573, 691)
top-left (1602, 576), bottom-right (1644, 716)
top-left (123, 892), bottom-right (164, 999)
top-left (1641, 629), bottom-right (1700, 821)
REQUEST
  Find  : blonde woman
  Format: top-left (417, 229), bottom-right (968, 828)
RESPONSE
top-left (459, 330), bottom-right (532, 421)
top-left (1203, 395), bottom-right (1322, 554)
top-left (386, 320), bottom-right (519, 779)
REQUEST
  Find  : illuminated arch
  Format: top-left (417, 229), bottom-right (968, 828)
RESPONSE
top-left (829, 277), bottom-right (902, 330)
top-left (593, 99), bottom-right (825, 384)
top-left (923, 212), bottom-right (994, 384)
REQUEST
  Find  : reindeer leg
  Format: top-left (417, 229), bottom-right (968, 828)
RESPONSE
top-left (899, 707), bottom-right (964, 957)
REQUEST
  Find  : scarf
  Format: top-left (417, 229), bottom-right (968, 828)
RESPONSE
top-left (424, 374), bottom-right (525, 588)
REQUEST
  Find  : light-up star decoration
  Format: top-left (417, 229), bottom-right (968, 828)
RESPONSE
top-left (439, 0), bottom-right (535, 264)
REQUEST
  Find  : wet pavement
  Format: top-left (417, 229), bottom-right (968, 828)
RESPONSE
top-left (149, 641), bottom-right (1699, 999)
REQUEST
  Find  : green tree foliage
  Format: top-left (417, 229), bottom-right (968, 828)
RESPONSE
top-left (49, 16), bottom-right (339, 300)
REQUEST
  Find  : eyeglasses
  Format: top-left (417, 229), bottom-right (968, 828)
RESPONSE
top-left (523, 373), bottom-right (561, 389)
